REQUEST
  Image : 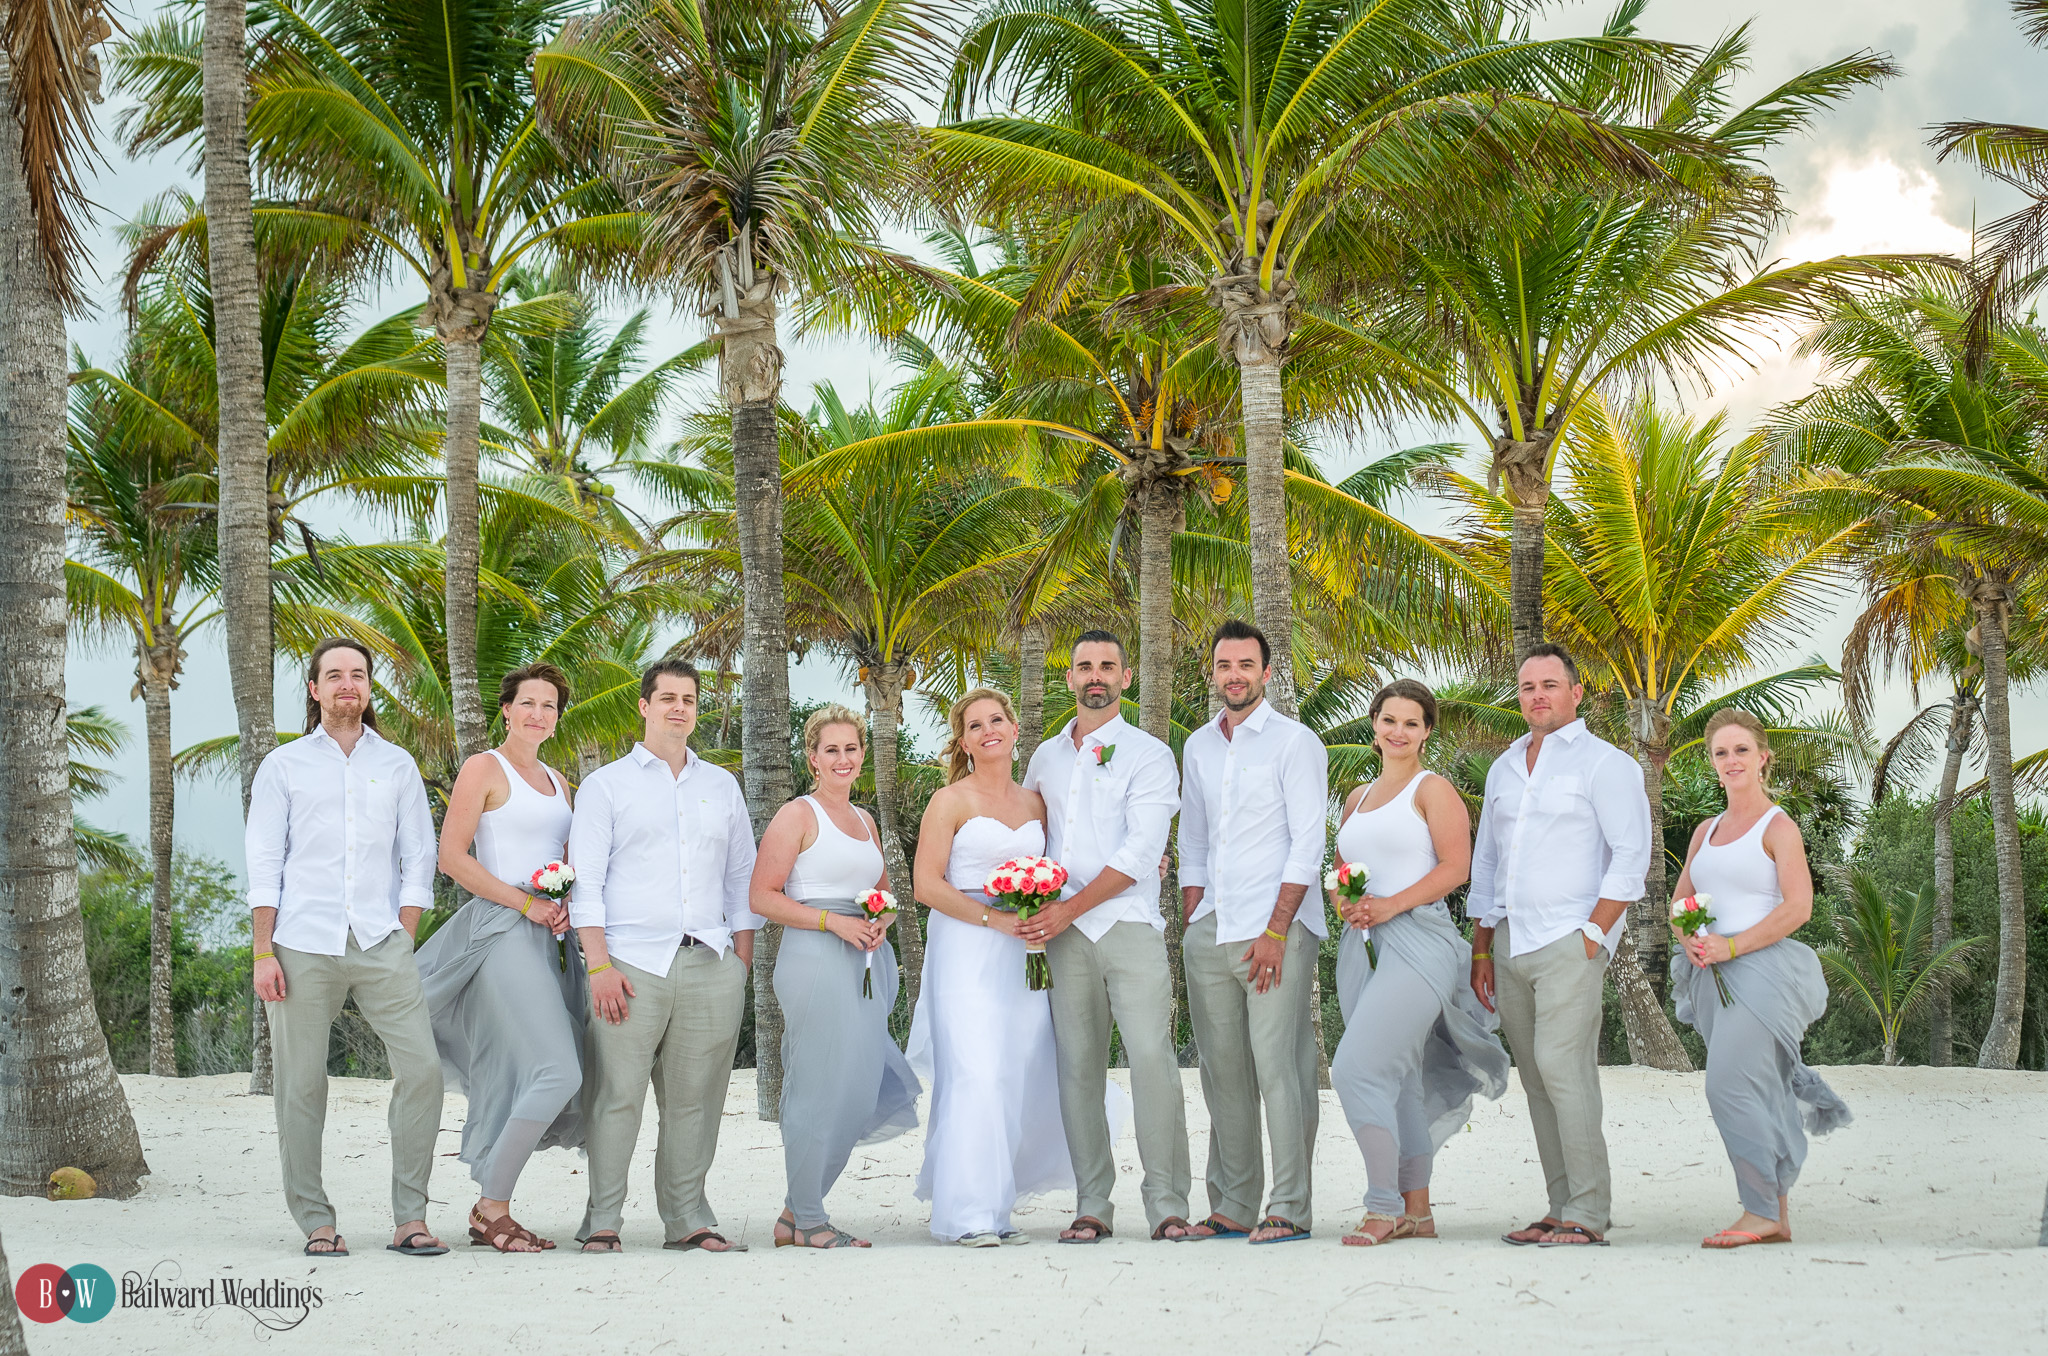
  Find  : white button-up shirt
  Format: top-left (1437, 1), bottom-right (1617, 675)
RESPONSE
top-left (1468, 718), bottom-right (1652, 958)
top-left (1022, 713), bottom-right (1179, 942)
top-left (1178, 699), bottom-right (1330, 945)
top-left (567, 743), bottom-right (762, 973)
top-left (244, 725), bottom-right (436, 956)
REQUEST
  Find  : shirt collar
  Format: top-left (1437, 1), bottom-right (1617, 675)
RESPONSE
top-left (630, 741), bottom-right (697, 775)
top-left (1225, 699), bottom-right (1275, 736)
top-left (1508, 717), bottom-right (1589, 758)
top-left (305, 722), bottom-right (383, 754)
top-left (1071, 712), bottom-right (1129, 750)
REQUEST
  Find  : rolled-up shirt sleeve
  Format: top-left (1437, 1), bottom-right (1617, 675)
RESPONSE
top-left (567, 771), bottom-right (613, 932)
top-left (1103, 744), bottom-right (1179, 885)
top-left (1592, 750), bottom-right (1653, 902)
top-left (245, 754), bottom-right (287, 914)
top-left (1176, 749), bottom-right (1210, 889)
top-left (724, 781), bottom-right (764, 933)
top-left (1279, 730), bottom-right (1330, 888)
top-left (1466, 767), bottom-right (1504, 926)
top-left (394, 767), bottom-right (436, 912)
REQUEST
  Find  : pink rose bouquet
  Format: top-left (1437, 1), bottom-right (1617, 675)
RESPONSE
top-left (1670, 891), bottom-right (1733, 1006)
top-left (985, 855), bottom-right (1068, 991)
top-left (857, 888), bottom-right (895, 998)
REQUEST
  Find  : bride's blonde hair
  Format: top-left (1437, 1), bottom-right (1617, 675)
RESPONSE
top-left (944, 688), bottom-right (1019, 784)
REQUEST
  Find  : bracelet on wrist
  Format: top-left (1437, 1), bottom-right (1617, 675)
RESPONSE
top-left (519, 896), bottom-right (533, 916)
top-left (586, 962), bottom-right (612, 976)
top-left (1262, 927), bottom-right (1287, 942)
top-left (254, 951), bottom-right (275, 961)
top-left (1471, 951), bottom-right (1491, 961)
top-left (818, 909), bottom-right (830, 932)
top-left (1727, 936), bottom-right (1740, 958)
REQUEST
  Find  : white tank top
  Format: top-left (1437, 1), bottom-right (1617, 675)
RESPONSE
top-left (472, 749), bottom-right (573, 889)
top-left (1333, 771), bottom-right (1441, 903)
top-left (1687, 806), bottom-right (1784, 934)
top-left (783, 794), bottom-right (886, 901)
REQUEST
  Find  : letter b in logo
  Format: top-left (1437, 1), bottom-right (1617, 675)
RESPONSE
top-left (15, 1263), bottom-right (115, 1323)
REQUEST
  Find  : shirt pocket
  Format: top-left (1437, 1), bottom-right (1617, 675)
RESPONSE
top-left (1226, 761), bottom-right (1281, 813)
top-left (352, 769), bottom-right (404, 847)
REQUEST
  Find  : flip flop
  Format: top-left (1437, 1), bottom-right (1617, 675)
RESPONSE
top-left (1171, 1215), bottom-right (1249, 1242)
top-left (1151, 1217), bottom-right (1195, 1241)
top-left (1702, 1229), bottom-right (1790, 1249)
top-left (1501, 1220), bottom-right (1556, 1246)
top-left (1058, 1216), bottom-right (1111, 1244)
top-left (302, 1234), bottom-right (348, 1257)
top-left (664, 1230), bottom-right (748, 1253)
top-left (579, 1232), bottom-right (623, 1253)
top-left (1537, 1225), bottom-right (1609, 1248)
top-left (1246, 1216), bottom-right (1311, 1245)
top-left (384, 1231), bottom-right (448, 1257)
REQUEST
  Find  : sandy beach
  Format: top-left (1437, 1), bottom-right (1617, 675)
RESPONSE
top-left (7, 1065), bottom-right (2043, 1352)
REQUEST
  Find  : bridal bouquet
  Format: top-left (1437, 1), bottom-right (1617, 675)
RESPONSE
top-left (528, 860), bottom-right (575, 900)
top-left (986, 856), bottom-right (1068, 991)
top-left (1324, 860), bottom-right (1376, 965)
top-left (1670, 892), bottom-right (1733, 1006)
top-left (856, 888), bottom-right (895, 998)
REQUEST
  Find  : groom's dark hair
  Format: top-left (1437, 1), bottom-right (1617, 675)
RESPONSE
top-left (1521, 643), bottom-right (1581, 685)
top-left (640, 657), bottom-right (702, 701)
top-left (303, 638), bottom-right (381, 733)
top-left (1072, 629), bottom-right (1126, 665)
top-left (1210, 618), bottom-right (1270, 669)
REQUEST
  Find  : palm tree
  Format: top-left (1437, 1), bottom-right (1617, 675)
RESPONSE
top-left (1766, 284), bottom-right (2048, 1069)
top-left (116, 0), bottom-right (645, 765)
top-left (536, 0), bottom-right (933, 834)
top-left (1818, 871), bottom-right (1983, 1066)
top-left (483, 265), bottom-right (719, 546)
top-left (935, 0), bottom-right (1688, 707)
top-left (1318, 14), bottom-right (1901, 658)
top-left (1452, 397), bottom-right (1861, 1068)
top-left (67, 352), bottom-right (226, 1078)
top-left (68, 706), bottom-right (145, 874)
top-left (0, 0), bottom-right (152, 1198)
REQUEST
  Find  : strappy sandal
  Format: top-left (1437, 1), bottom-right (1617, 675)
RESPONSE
top-left (1058, 1216), bottom-right (1111, 1244)
top-left (579, 1231), bottom-right (622, 1253)
top-left (1341, 1211), bottom-right (1403, 1246)
top-left (1246, 1216), bottom-right (1311, 1245)
top-left (664, 1229), bottom-right (748, 1253)
top-left (1702, 1229), bottom-right (1789, 1249)
top-left (1151, 1216), bottom-right (1194, 1241)
top-left (303, 1233), bottom-right (348, 1257)
top-left (469, 1208), bottom-right (548, 1253)
top-left (1401, 1212), bottom-right (1436, 1239)
top-left (1537, 1225), bottom-right (1609, 1247)
top-left (1171, 1215), bottom-right (1249, 1242)
top-left (384, 1231), bottom-right (448, 1257)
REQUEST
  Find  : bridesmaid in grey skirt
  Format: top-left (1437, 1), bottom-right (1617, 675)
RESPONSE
top-left (416, 663), bottom-right (587, 1253)
top-left (1329, 680), bottom-right (1509, 1246)
top-left (749, 704), bottom-right (920, 1248)
top-left (1671, 708), bottom-right (1850, 1250)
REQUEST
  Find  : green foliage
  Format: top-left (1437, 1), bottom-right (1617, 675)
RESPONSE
top-left (1817, 869), bottom-right (1985, 1064)
top-left (80, 857), bottom-right (254, 1075)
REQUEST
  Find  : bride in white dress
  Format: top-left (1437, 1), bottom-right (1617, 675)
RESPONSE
top-left (907, 688), bottom-right (1074, 1245)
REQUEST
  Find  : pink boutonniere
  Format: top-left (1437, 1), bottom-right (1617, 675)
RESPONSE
top-left (1093, 743), bottom-right (1116, 767)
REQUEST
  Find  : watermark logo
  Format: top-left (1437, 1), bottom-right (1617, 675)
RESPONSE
top-left (16, 1263), bottom-right (116, 1324)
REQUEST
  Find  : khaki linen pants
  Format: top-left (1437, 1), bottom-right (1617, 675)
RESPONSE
top-left (1183, 914), bottom-right (1319, 1227)
top-left (1047, 921), bottom-right (1192, 1233)
top-left (578, 944), bottom-right (746, 1242)
top-left (268, 929), bottom-right (444, 1236)
top-left (1493, 917), bottom-right (1612, 1233)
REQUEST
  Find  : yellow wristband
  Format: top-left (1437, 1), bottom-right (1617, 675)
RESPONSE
top-left (1727, 936), bottom-right (1739, 958)
top-left (1263, 928), bottom-right (1286, 942)
top-left (254, 951), bottom-right (275, 961)
top-left (818, 909), bottom-right (830, 932)
top-left (1471, 952), bottom-right (1491, 961)
top-left (519, 896), bottom-right (532, 916)
top-left (587, 962), bottom-right (612, 976)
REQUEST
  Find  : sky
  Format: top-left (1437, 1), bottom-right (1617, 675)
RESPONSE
top-left (62, 0), bottom-right (2048, 878)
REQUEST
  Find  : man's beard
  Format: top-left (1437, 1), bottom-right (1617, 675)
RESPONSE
top-left (1220, 682), bottom-right (1263, 713)
top-left (320, 698), bottom-right (365, 725)
top-left (1076, 684), bottom-right (1117, 710)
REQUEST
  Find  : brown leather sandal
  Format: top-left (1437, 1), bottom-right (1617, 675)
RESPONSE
top-left (1151, 1216), bottom-right (1194, 1241)
top-left (1058, 1216), bottom-right (1110, 1244)
top-left (469, 1208), bottom-right (547, 1253)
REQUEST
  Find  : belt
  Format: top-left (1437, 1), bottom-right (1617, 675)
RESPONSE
top-left (678, 934), bottom-right (703, 949)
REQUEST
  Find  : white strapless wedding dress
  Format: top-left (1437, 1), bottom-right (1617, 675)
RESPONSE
top-left (907, 815), bottom-right (1094, 1239)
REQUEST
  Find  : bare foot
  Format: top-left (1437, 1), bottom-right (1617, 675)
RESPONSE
top-left (1502, 1216), bottom-right (1561, 1244)
top-left (581, 1231), bottom-right (622, 1253)
top-left (304, 1228), bottom-right (346, 1255)
top-left (1341, 1213), bottom-right (1400, 1247)
top-left (390, 1220), bottom-right (444, 1251)
top-left (1176, 1215), bottom-right (1249, 1240)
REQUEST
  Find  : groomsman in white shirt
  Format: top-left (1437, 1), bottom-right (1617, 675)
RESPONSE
top-left (247, 638), bottom-right (447, 1259)
top-left (1468, 644), bottom-right (1651, 1248)
top-left (1017, 630), bottom-right (1193, 1243)
top-left (1175, 620), bottom-right (1329, 1244)
top-left (569, 659), bottom-right (762, 1254)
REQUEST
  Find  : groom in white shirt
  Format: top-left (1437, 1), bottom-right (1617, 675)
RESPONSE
top-left (1176, 620), bottom-right (1328, 1244)
top-left (569, 659), bottom-right (762, 1253)
top-left (1018, 630), bottom-right (1192, 1243)
top-left (1468, 645), bottom-right (1651, 1248)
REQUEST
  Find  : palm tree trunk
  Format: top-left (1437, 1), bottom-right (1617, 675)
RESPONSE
top-left (1016, 618), bottom-right (1047, 767)
top-left (443, 333), bottom-right (488, 762)
top-left (1137, 488), bottom-right (1185, 1047)
top-left (0, 89), bottom-right (151, 1194)
top-left (1929, 688), bottom-right (1975, 1066)
top-left (864, 664), bottom-right (921, 1018)
top-left (1972, 589), bottom-right (2027, 1069)
top-left (0, 1226), bottom-right (25, 1355)
top-left (1237, 358), bottom-right (1295, 714)
top-left (1508, 502), bottom-right (1546, 660)
top-left (202, 0), bottom-right (276, 1094)
top-left (1619, 732), bottom-right (1692, 1071)
top-left (142, 659), bottom-right (178, 1077)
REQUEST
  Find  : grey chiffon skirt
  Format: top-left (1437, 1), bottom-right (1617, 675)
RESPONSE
top-left (416, 897), bottom-right (590, 1182)
top-left (773, 902), bottom-right (920, 1226)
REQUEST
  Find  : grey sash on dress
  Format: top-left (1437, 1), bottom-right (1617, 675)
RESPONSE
top-left (1672, 939), bottom-right (1852, 1136)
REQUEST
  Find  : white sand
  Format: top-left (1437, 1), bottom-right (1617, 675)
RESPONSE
top-left (7, 1065), bottom-right (2044, 1352)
